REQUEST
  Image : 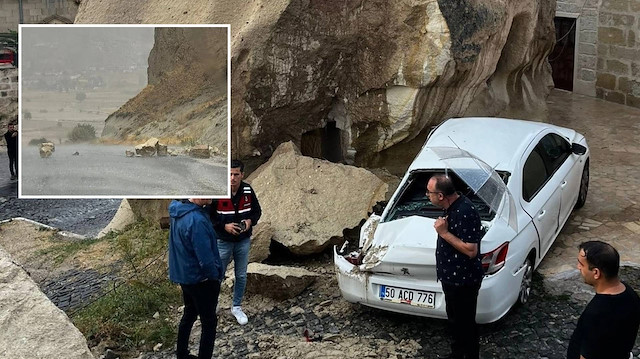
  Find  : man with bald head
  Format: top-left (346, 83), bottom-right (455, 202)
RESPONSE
top-left (427, 174), bottom-right (484, 359)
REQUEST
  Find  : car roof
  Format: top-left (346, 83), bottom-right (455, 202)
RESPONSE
top-left (410, 117), bottom-right (568, 172)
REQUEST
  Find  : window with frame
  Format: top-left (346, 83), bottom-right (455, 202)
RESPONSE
top-left (522, 148), bottom-right (548, 202)
top-left (537, 133), bottom-right (571, 175)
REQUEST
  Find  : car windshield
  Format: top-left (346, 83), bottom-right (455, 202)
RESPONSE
top-left (384, 170), bottom-right (510, 222)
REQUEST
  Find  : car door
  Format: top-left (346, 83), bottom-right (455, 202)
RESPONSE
top-left (520, 134), bottom-right (564, 260)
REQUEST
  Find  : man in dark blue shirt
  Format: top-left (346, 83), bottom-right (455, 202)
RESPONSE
top-left (428, 174), bottom-right (484, 359)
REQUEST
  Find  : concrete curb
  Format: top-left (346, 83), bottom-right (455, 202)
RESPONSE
top-left (0, 217), bottom-right (86, 240)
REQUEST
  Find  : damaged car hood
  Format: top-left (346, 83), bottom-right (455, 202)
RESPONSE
top-left (361, 216), bottom-right (438, 271)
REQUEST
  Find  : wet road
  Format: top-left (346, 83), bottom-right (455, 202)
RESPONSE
top-left (20, 144), bottom-right (227, 197)
top-left (0, 149), bottom-right (120, 237)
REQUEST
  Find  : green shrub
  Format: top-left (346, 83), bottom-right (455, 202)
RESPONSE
top-left (72, 221), bottom-right (179, 353)
top-left (28, 137), bottom-right (50, 146)
top-left (68, 123), bottom-right (96, 142)
top-left (23, 111), bottom-right (32, 120)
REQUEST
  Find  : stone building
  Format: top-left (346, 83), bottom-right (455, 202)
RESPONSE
top-left (0, 0), bottom-right (78, 31)
top-left (554, 0), bottom-right (640, 108)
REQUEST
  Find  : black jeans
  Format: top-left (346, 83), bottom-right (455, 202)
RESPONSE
top-left (442, 282), bottom-right (481, 359)
top-left (177, 280), bottom-right (221, 359)
top-left (8, 152), bottom-right (17, 176)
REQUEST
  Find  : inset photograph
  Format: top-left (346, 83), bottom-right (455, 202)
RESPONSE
top-left (18, 25), bottom-right (229, 198)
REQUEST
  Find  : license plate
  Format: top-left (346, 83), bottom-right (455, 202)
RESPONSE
top-left (379, 285), bottom-right (436, 308)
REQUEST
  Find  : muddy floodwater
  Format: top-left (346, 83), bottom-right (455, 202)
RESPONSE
top-left (20, 144), bottom-right (227, 197)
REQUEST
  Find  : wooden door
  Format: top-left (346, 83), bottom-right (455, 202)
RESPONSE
top-left (550, 17), bottom-right (576, 91)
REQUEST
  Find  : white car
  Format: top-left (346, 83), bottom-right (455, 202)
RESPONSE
top-left (334, 117), bottom-right (589, 323)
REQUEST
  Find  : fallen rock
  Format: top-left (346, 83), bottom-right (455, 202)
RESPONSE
top-left (125, 150), bottom-right (135, 157)
top-left (245, 263), bottom-right (318, 300)
top-left (0, 246), bottom-right (94, 359)
top-left (189, 145), bottom-right (210, 159)
top-left (248, 141), bottom-right (387, 255)
top-left (39, 142), bottom-right (55, 158)
top-left (156, 143), bottom-right (168, 156)
top-left (248, 222), bottom-right (274, 263)
top-left (135, 143), bottom-right (156, 157)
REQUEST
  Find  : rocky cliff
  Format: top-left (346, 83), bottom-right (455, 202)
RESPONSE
top-left (100, 27), bottom-right (228, 151)
top-left (76, 0), bottom-right (554, 172)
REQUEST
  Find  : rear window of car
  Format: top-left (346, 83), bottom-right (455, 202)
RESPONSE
top-left (384, 171), bottom-right (508, 222)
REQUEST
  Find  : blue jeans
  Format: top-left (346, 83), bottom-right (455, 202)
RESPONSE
top-left (217, 237), bottom-right (250, 306)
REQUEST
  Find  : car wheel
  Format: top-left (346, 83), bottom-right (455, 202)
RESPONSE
top-left (518, 257), bottom-right (533, 305)
top-left (574, 159), bottom-right (589, 209)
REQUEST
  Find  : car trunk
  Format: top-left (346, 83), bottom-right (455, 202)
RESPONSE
top-left (360, 216), bottom-right (439, 279)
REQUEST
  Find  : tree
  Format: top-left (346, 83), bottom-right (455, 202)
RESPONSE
top-left (68, 123), bottom-right (96, 142)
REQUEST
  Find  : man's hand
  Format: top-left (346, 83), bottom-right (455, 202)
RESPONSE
top-left (225, 222), bottom-right (241, 235)
top-left (11, 131), bottom-right (17, 137)
top-left (434, 216), bottom-right (448, 236)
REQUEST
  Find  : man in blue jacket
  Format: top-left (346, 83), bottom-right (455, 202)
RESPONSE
top-left (169, 198), bottom-right (223, 359)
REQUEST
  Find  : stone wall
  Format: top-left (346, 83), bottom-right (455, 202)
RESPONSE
top-left (596, 0), bottom-right (640, 108)
top-left (0, 67), bottom-right (17, 126)
top-left (0, 0), bottom-right (77, 31)
top-left (556, 0), bottom-right (600, 97)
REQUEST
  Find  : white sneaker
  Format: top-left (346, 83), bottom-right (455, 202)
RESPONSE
top-left (231, 306), bottom-right (248, 325)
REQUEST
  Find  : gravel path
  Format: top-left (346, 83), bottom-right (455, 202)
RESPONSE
top-left (136, 260), bottom-right (640, 359)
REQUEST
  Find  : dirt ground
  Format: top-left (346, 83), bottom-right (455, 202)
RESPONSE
top-left (0, 220), bottom-right (108, 283)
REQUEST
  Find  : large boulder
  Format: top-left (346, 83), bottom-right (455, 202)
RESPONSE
top-left (245, 263), bottom-right (318, 300)
top-left (77, 1), bottom-right (555, 172)
top-left (247, 141), bottom-right (388, 255)
top-left (39, 142), bottom-right (55, 158)
top-left (189, 145), bottom-right (210, 159)
top-left (156, 143), bottom-right (168, 156)
top-left (0, 246), bottom-right (94, 359)
top-left (134, 137), bottom-right (159, 157)
top-left (248, 222), bottom-right (274, 263)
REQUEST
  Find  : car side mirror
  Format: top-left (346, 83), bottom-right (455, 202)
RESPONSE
top-left (571, 143), bottom-right (587, 155)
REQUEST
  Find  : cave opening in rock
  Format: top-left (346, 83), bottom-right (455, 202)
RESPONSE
top-left (300, 121), bottom-right (345, 163)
